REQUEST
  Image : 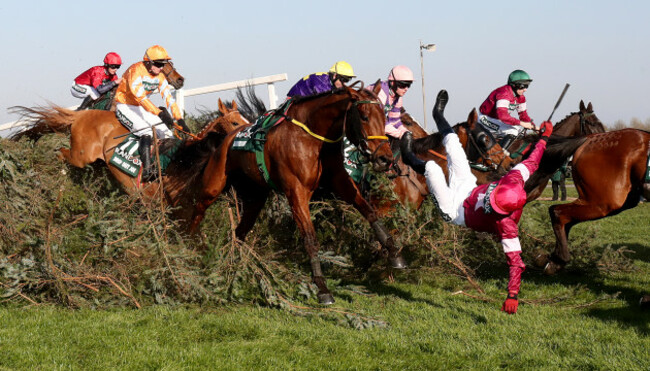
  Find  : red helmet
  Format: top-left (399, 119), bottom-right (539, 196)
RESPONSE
top-left (104, 52), bottom-right (122, 65)
top-left (487, 178), bottom-right (527, 215)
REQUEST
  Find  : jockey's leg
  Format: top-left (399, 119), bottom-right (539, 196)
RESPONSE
top-left (400, 131), bottom-right (426, 174)
top-left (76, 96), bottom-right (94, 111)
top-left (139, 135), bottom-right (154, 180)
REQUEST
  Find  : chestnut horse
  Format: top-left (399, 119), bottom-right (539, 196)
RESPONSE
top-left (10, 99), bottom-right (249, 209)
top-left (188, 84), bottom-right (403, 304)
top-left (528, 129), bottom-right (650, 274)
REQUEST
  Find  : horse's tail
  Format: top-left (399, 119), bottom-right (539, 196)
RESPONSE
top-left (235, 85), bottom-right (267, 122)
top-left (524, 136), bottom-right (587, 195)
top-left (8, 105), bottom-right (77, 141)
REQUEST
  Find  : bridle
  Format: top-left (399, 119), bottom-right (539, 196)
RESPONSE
top-left (462, 121), bottom-right (510, 173)
top-left (346, 96), bottom-right (389, 164)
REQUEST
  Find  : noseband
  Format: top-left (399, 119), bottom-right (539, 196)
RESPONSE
top-left (463, 122), bottom-right (509, 172)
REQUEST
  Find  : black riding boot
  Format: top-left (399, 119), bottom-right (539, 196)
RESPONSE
top-left (500, 134), bottom-right (516, 152)
top-left (139, 135), bottom-right (154, 181)
top-left (432, 90), bottom-right (453, 137)
top-left (75, 96), bottom-right (94, 111)
top-left (400, 131), bottom-right (427, 175)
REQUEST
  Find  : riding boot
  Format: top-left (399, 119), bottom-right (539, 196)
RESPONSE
top-left (500, 134), bottom-right (516, 152)
top-left (432, 90), bottom-right (453, 137)
top-left (400, 131), bottom-right (427, 175)
top-left (139, 135), bottom-right (155, 181)
top-left (75, 96), bottom-right (94, 111)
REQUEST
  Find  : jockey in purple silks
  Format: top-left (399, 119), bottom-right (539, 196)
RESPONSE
top-left (366, 65), bottom-right (424, 173)
top-left (403, 89), bottom-right (554, 315)
top-left (286, 61), bottom-right (355, 98)
top-left (478, 69), bottom-right (538, 152)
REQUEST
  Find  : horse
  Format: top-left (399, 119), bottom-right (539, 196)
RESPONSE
top-left (527, 129), bottom-right (650, 275)
top-left (522, 101), bottom-right (606, 202)
top-left (372, 108), bottom-right (511, 214)
top-left (187, 84), bottom-right (404, 304)
top-left (10, 99), bottom-right (249, 211)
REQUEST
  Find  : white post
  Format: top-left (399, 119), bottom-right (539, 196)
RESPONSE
top-left (267, 83), bottom-right (279, 109)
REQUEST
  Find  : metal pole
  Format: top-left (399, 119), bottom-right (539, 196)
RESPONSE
top-left (420, 40), bottom-right (427, 131)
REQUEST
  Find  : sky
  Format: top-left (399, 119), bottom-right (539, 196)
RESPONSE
top-left (1, 0), bottom-right (648, 135)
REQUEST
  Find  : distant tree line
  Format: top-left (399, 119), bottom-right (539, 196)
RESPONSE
top-left (611, 117), bottom-right (650, 131)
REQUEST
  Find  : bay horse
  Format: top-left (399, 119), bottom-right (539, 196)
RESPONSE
top-left (373, 108), bottom-right (510, 214)
top-left (527, 129), bottom-right (650, 275)
top-left (10, 99), bottom-right (249, 209)
top-left (188, 84), bottom-right (403, 304)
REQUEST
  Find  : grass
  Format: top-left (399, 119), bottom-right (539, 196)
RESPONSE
top-left (1, 186), bottom-right (649, 369)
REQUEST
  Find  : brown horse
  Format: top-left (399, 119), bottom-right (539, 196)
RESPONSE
top-left (521, 101), bottom-right (606, 202)
top-left (373, 108), bottom-right (511, 214)
top-left (188, 84), bottom-right (403, 304)
top-left (528, 129), bottom-right (650, 274)
top-left (10, 99), bottom-right (249, 208)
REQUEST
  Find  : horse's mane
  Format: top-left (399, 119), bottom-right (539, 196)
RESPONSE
top-left (235, 86), bottom-right (267, 122)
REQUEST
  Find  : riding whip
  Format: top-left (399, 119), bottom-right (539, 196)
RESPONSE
top-left (547, 83), bottom-right (570, 122)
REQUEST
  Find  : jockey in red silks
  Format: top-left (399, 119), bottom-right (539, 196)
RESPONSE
top-left (478, 69), bottom-right (537, 152)
top-left (366, 65), bottom-right (425, 173)
top-left (286, 61), bottom-right (356, 98)
top-left (403, 89), bottom-right (553, 314)
top-left (71, 52), bottom-right (123, 111)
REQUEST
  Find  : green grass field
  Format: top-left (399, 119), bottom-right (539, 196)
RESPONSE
top-left (1, 180), bottom-right (649, 370)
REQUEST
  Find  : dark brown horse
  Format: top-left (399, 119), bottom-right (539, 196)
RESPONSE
top-left (188, 84), bottom-right (403, 304)
top-left (373, 108), bottom-right (511, 214)
top-left (10, 99), bottom-right (248, 209)
top-left (528, 129), bottom-right (650, 274)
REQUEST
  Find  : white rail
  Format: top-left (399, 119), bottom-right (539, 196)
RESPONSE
top-left (0, 73), bottom-right (289, 134)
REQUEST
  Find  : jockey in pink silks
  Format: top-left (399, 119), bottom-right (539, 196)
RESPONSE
top-left (402, 89), bottom-right (554, 314)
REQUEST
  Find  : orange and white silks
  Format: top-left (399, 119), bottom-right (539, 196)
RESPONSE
top-left (114, 61), bottom-right (181, 120)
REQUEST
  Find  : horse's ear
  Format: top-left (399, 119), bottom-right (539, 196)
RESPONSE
top-left (218, 98), bottom-right (225, 113)
top-left (231, 100), bottom-right (238, 111)
top-left (579, 100), bottom-right (586, 112)
top-left (467, 108), bottom-right (478, 129)
top-left (372, 79), bottom-right (382, 95)
top-left (587, 102), bottom-right (593, 113)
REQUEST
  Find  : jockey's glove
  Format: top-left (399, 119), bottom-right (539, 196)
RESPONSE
top-left (176, 119), bottom-right (191, 133)
top-left (158, 110), bottom-right (175, 128)
top-left (501, 293), bottom-right (519, 314)
top-left (540, 121), bottom-right (554, 141)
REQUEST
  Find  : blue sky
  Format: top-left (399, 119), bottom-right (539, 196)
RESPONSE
top-left (1, 0), bottom-right (648, 133)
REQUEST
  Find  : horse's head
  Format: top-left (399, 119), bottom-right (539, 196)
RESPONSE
top-left (399, 108), bottom-right (428, 139)
top-left (457, 108), bottom-right (512, 174)
top-left (346, 82), bottom-right (393, 172)
top-left (553, 101), bottom-right (606, 137)
top-left (196, 99), bottom-right (250, 138)
top-left (162, 61), bottom-right (185, 90)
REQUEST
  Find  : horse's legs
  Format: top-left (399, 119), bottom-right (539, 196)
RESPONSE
top-left (188, 151), bottom-right (230, 234)
top-left (285, 185), bottom-right (334, 304)
top-left (546, 200), bottom-right (615, 274)
top-left (331, 171), bottom-right (406, 268)
top-left (233, 189), bottom-right (270, 241)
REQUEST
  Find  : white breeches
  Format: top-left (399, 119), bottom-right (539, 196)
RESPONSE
top-left (70, 83), bottom-right (99, 100)
top-left (115, 103), bottom-right (173, 139)
top-left (477, 114), bottom-right (522, 137)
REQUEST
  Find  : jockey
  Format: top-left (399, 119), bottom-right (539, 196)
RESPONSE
top-left (403, 89), bottom-right (553, 314)
top-left (478, 70), bottom-right (537, 152)
top-left (114, 45), bottom-right (190, 180)
top-left (367, 65), bottom-right (426, 173)
top-left (286, 61), bottom-right (356, 97)
top-left (71, 52), bottom-right (123, 111)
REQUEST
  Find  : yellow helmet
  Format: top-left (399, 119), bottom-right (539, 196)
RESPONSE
top-left (143, 45), bottom-right (171, 61)
top-left (329, 61), bottom-right (356, 78)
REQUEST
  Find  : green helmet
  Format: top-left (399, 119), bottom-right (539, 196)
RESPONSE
top-left (507, 70), bottom-right (532, 86)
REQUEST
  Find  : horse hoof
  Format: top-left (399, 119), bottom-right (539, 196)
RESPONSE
top-left (640, 295), bottom-right (650, 310)
top-left (389, 256), bottom-right (407, 269)
top-left (534, 253), bottom-right (550, 268)
top-left (543, 261), bottom-right (562, 275)
top-left (318, 293), bottom-right (335, 305)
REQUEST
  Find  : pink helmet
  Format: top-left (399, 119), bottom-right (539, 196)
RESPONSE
top-left (487, 178), bottom-right (527, 215)
top-left (104, 52), bottom-right (122, 65)
top-left (388, 65), bottom-right (414, 82)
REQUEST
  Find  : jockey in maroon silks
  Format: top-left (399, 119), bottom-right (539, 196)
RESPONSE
top-left (402, 89), bottom-right (553, 314)
top-left (286, 61), bottom-right (355, 98)
top-left (71, 52), bottom-right (123, 111)
top-left (478, 69), bottom-right (537, 152)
